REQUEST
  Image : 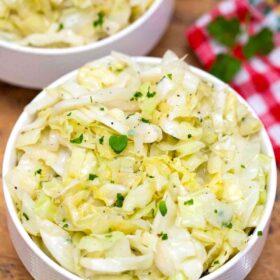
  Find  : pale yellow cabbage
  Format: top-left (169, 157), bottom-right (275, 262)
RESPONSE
top-left (6, 51), bottom-right (270, 279)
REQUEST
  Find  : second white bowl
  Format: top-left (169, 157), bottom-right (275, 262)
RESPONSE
top-left (0, 0), bottom-right (173, 89)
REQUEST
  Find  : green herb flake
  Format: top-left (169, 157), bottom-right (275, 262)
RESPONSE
top-left (210, 53), bottom-right (242, 83)
top-left (184, 198), bottom-right (194, 206)
top-left (130, 91), bottom-right (143, 101)
top-left (161, 233), bottom-right (168, 240)
top-left (148, 175), bottom-right (154, 178)
top-left (158, 232), bottom-right (168, 240)
top-left (257, 230), bottom-right (263, 237)
top-left (34, 168), bottom-right (42, 176)
top-left (109, 135), bottom-right (128, 154)
top-left (115, 193), bottom-right (124, 208)
top-left (93, 12), bottom-right (105, 27)
top-left (57, 23), bottom-right (64, 32)
top-left (166, 73), bottom-right (173, 80)
top-left (159, 200), bottom-right (167, 216)
top-left (100, 107), bottom-right (104, 111)
top-left (188, 134), bottom-right (192, 139)
top-left (70, 134), bottom-right (83, 144)
top-left (141, 118), bottom-right (150, 123)
top-left (63, 223), bottom-right (69, 229)
top-left (88, 174), bottom-right (98, 181)
top-left (67, 112), bottom-right (72, 116)
top-left (222, 221), bottom-right (233, 229)
top-left (90, 96), bottom-right (93, 103)
top-left (214, 209), bottom-right (218, 214)
top-left (207, 16), bottom-right (241, 47)
top-left (146, 88), bottom-right (156, 98)
top-left (213, 260), bottom-right (220, 265)
top-left (241, 117), bottom-right (246, 122)
top-left (241, 164), bottom-right (246, 169)
top-left (105, 233), bottom-right (112, 238)
top-left (99, 136), bottom-right (104, 145)
top-left (23, 212), bottom-right (29, 221)
top-left (243, 27), bottom-right (274, 59)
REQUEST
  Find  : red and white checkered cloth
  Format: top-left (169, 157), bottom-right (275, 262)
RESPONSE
top-left (186, 0), bottom-right (280, 164)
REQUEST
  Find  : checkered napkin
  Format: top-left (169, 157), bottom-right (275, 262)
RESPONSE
top-left (186, 0), bottom-right (280, 164)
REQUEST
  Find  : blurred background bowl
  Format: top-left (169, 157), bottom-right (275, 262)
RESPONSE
top-left (0, 0), bottom-right (174, 89)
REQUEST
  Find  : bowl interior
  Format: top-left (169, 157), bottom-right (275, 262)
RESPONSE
top-left (2, 57), bottom-right (277, 280)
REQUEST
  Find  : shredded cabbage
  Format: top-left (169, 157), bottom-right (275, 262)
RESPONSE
top-left (6, 51), bottom-right (270, 279)
top-left (0, 0), bottom-right (154, 48)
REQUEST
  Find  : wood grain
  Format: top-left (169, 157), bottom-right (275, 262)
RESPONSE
top-left (0, 0), bottom-right (279, 279)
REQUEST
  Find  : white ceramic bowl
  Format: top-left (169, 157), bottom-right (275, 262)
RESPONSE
top-left (0, 0), bottom-right (173, 89)
top-left (2, 57), bottom-right (277, 280)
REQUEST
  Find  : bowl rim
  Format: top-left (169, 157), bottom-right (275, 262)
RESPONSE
top-left (0, 0), bottom-right (165, 56)
top-left (2, 56), bottom-right (277, 280)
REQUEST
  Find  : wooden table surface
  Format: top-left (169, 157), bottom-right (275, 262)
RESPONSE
top-left (0, 0), bottom-right (279, 279)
